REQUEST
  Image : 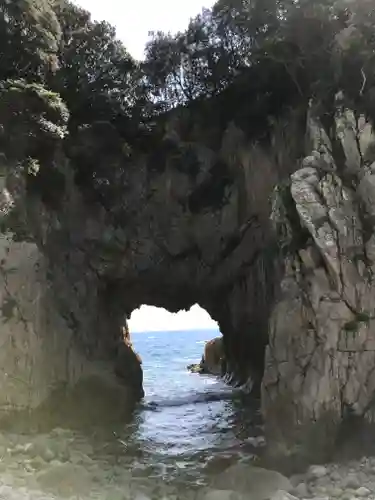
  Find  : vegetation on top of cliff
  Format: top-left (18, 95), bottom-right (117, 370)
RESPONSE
top-left (0, 79), bottom-right (68, 168)
top-left (0, 0), bottom-right (374, 210)
top-left (0, 0), bottom-right (62, 80)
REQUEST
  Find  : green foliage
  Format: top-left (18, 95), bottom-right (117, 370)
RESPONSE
top-left (50, 1), bottom-right (137, 129)
top-left (356, 311), bottom-right (371, 323)
top-left (0, 0), bottom-right (61, 80)
top-left (0, 0), bottom-right (375, 213)
top-left (343, 310), bottom-right (371, 332)
top-left (0, 79), bottom-right (68, 209)
top-left (0, 79), bottom-right (68, 162)
top-left (343, 320), bottom-right (359, 332)
top-left (142, 0), bottom-right (375, 122)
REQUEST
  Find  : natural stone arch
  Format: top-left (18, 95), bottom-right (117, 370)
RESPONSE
top-left (0, 101), bottom-right (291, 412)
top-left (5, 89), bottom-right (375, 463)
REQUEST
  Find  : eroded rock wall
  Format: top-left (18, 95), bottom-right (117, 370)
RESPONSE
top-left (0, 232), bottom-right (88, 409)
top-left (27, 119), bottom-right (298, 391)
top-left (0, 88), bottom-right (306, 408)
top-left (0, 167), bottom-right (142, 411)
top-left (262, 102), bottom-right (375, 460)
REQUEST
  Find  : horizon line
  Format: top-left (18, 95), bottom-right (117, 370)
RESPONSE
top-left (131, 327), bottom-right (220, 333)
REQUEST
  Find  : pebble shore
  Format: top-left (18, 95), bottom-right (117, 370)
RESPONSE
top-left (287, 458), bottom-right (375, 500)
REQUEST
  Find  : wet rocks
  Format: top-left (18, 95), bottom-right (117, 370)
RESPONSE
top-left (201, 489), bottom-right (245, 500)
top-left (187, 363), bottom-right (204, 374)
top-left (36, 462), bottom-right (92, 496)
top-left (271, 492), bottom-right (299, 500)
top-left (288, 457), bottom-right (375, 499)
top-left (211, 463), bottom-right (292, 499)
top-left (115, 341), bottom-right (144, 399)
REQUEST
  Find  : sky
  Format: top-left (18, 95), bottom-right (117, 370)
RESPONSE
top-left (73, 0), bottom-right (215, 60)
top-left (72, 0), bottom-right (218, 332)
top-left (129, 304), bottom-right (218, 332)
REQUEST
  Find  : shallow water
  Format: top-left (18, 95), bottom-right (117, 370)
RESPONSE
top-left (0, 329), bottom-right (264, 499)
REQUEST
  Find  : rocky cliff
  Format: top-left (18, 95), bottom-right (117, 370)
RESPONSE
top-left (263, 99), bottom-right (375, 460)
top-left (2, 78), bottom-right (375, 459)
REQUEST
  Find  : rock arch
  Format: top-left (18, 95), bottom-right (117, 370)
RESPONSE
top-left (3, 91), bottom-right (375, 461)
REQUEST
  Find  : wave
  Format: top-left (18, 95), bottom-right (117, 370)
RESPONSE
top-left (142, 388), bottom-right (242, 411)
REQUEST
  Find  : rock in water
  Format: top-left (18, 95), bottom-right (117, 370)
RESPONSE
top-left (187, 363), bottom-right (203, 373)
top-left (201, 337), bottom-right (225, 376)
top-left (211, 464), bottom-right (292, 499)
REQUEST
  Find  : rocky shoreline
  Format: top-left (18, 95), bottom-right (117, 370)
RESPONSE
top-left (0, 424), bottom-right (374, 500)
top-left (287, 459), bottom-right (375, 500)
top-left (201, 458), bottom-right (375, 500)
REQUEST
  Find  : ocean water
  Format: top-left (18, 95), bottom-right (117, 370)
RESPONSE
top-left (0, 329), bottom-right (264, 499)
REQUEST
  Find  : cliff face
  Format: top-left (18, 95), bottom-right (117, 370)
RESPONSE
top-left (2, 83), bottom-right (375, 458)
top-left (263, 103), bottom-right (375, 459)
top-left (0, 90), bottom-right (302, 408)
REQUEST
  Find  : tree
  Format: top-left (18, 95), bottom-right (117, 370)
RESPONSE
top-left (50, 0), bottom-right (137, 130)
top-left (0, 0), bottom-right (61, 81)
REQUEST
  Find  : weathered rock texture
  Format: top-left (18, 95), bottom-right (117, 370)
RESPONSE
top-left (262, 101), bottom-right (375, 459)
top-left (3, 78), bottom-right (375, 460)
top-left (1, 100), bottom-right (304, 408)
top-left (0, 168), bottom-right (142, 410)
top-left (188, 336), bottom-right (225, 376)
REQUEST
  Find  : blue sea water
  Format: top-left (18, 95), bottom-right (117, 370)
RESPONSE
top-left (0, 329), bottom-right (263, 499)
top-left (129, 329), bottom-right (263, 480)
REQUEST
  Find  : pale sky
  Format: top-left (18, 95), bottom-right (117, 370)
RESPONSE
top-left (129, 304), bottom-right (218, 332)
top-left (72, 0), bottom-right (217, 331)
top-left (73, 0), bottom-right (215, 60)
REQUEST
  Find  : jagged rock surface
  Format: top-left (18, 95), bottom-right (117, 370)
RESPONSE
top-left (262, 104), bottom-right (375, 459)
top-left (3, 76), bottom-right (375, 463)
top-left (1, 92), bottom-right (303, 407)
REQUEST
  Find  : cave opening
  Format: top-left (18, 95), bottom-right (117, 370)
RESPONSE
top-left (127, 304), bottom-right (223, 400)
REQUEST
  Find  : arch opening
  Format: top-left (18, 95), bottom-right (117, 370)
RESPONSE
top-left (125, 304), bottom-right (226, 398)
top-left (129, 304), bottom-right (219, 333)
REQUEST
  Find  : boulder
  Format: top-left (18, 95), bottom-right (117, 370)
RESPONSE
top-left (187, 363), bottom-right (204, 374)
top-left (187, 336), bottom-right (226, 376)
top-left (210, 464), bottom-right (292, 500)
top-left (201, 336), bottom-right (226, 376)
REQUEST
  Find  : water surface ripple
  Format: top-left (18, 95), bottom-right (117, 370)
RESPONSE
top-left (0, 329), bottom-right (263, 499)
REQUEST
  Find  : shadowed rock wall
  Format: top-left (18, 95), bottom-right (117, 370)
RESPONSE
top-left (3, 82), bottom-right (375, 460)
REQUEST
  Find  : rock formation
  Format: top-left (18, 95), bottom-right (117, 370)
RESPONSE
top-left (262, 101), bottom-right (375, 461)
top-left (188, 336), bottom-right (226, 376)
top-left (2, 76), bottom-right (375, 461)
